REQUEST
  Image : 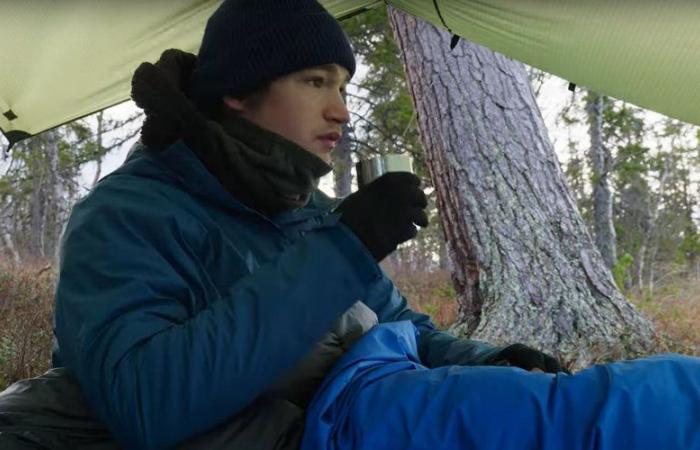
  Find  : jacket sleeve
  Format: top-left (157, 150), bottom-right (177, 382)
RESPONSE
top-left (335, 226), bottom-right (502, 368)
top-left (54, 187), bottom-right (381, 450)
top-left (369, 276), bottom-right (502, 368)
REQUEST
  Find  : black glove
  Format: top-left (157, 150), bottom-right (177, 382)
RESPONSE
top-left (487, 343), bottom-right (567, 374)
top-left (337, 172), bottom-right (429, 262)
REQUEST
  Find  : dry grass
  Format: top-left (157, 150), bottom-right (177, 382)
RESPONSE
top-left (0, 260), bottom-right (55, 390)
top-left (631, 277), bottom-right (700, 356)
top-left (387, 268), bottom-right (459, 329)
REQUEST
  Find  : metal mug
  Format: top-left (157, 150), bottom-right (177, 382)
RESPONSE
top-left (355, 154), bottom-right (414, 188)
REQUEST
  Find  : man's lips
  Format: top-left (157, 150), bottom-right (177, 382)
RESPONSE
top-left (319, 132), bottom-right (341, 141)
top-left (317, 132), bottom-right (341, 150)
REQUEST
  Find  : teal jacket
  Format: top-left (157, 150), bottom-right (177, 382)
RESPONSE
top-left (53, 140), bottom-right (499, 449)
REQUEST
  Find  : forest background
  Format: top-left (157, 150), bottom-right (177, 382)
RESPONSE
top-left (0, 7), bottom-right (698, 390)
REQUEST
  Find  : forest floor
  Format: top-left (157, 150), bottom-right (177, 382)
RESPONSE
top-left (391, 267), bottom-right (700, 358)
top-left (1, 261), bottom-right (698, 391)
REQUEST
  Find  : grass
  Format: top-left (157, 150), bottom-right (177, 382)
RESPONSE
top-left (386, 268), bottom-right (459, 329)
top-left (0, 262), bottom-right (698, 391)
top-left (0, 260), bottom-right (55, 390)
top-left (631, 277), bottom-right (700, 356)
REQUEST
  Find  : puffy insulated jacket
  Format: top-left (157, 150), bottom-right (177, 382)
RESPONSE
top-left (52, 140), bottom-right (501, 449)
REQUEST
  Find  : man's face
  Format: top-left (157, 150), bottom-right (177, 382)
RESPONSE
top-left (224, 64), bottom-right (351, 164)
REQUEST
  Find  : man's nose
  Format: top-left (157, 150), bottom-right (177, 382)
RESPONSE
top-left (326, 93), bottom-right (350, 124)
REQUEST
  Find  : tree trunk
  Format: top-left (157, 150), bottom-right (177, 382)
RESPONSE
top-left (586, 93), bottom-right (617, 270)
top-left (637, 241), bottom-right (647, 292)
top-left (27, 139), bottom-right (46, 260)
top-left (438, 233), bottom-right (452, 272)
top-left (332, 122), bottom-right (353, 198)
top-left (1, 230), bottom-right (20, 264)
top-left (0, 199), bottom-right (20, 265)
top-left (43, 130), bottom-right (62, 260)
top-left (387, 7), bottom-right (656, 368)
top-left (91, 112), bottom-right (106, 190)
top-left (645, 156), bottom-right (671, 296)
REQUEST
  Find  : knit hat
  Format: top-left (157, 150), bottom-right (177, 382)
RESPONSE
top-left (189, 0), bottom-right (356, 107)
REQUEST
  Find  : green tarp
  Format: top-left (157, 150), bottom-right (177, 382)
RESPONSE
top-left (1, 1), bottom-right (699, 147)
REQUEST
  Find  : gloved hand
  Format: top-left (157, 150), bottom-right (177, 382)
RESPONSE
top-left (337, 172), bottom-right (429, 262)
top-left (487, 343), bottom-right (567, 373)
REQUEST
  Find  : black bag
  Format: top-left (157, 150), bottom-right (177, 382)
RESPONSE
top-left (0, 368), bottom-right (304, 450)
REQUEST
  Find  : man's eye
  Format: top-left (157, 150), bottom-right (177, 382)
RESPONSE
top-left (307, 77), bottom-right (324, 87)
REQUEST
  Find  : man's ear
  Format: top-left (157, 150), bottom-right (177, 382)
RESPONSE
top-left (223, 95), bottom-right (246, 112)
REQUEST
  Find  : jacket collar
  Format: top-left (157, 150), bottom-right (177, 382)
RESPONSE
top-left (130, 140), bottom-right (340, 226)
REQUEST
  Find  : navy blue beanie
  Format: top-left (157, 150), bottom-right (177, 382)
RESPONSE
top-left (189, 0), bottom-right (356, 107)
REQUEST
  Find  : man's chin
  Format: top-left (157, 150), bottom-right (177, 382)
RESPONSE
top-left (307, 149), bottom-right (332, 165)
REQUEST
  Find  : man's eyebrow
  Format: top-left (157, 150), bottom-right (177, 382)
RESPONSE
top-left (316, 65), bottom-right (351, 84)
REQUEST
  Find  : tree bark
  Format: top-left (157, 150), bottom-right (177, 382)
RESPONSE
top-left (332, 122), bottom-right (353, 198)
top-left (645, 156), bottom-right (671, 296)
top-left (91, 112), bottom-right (105, 190)
top-left (43, 129), bottom-right (62, 260)
top-left (0, 199), bottom-right (20, 265)
top-left (27, 139), bottom-right (46, 260)
top-left (637, 241), bottom-right (647, 292)
top-left (586, 93), bottom-right (617, 269)
top-left (387, 7), bottom-right (656, 367)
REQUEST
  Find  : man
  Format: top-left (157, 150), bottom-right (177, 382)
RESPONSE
top-left (44, 0), bottom-right (700, 449)
top-left (48, 0), bottom-right (564, 448)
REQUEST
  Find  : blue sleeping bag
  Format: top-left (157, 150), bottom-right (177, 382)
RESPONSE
top-left (302, 321), bottom-right (700, 450)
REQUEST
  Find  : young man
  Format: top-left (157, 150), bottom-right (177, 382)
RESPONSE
top-left (48, 0), bottom-right (700, 449)
top-left (46, 0), bottom-right (562, 448)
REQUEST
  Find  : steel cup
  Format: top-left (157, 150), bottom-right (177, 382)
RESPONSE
top-left (355, 154), bottom-right (414, 189)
